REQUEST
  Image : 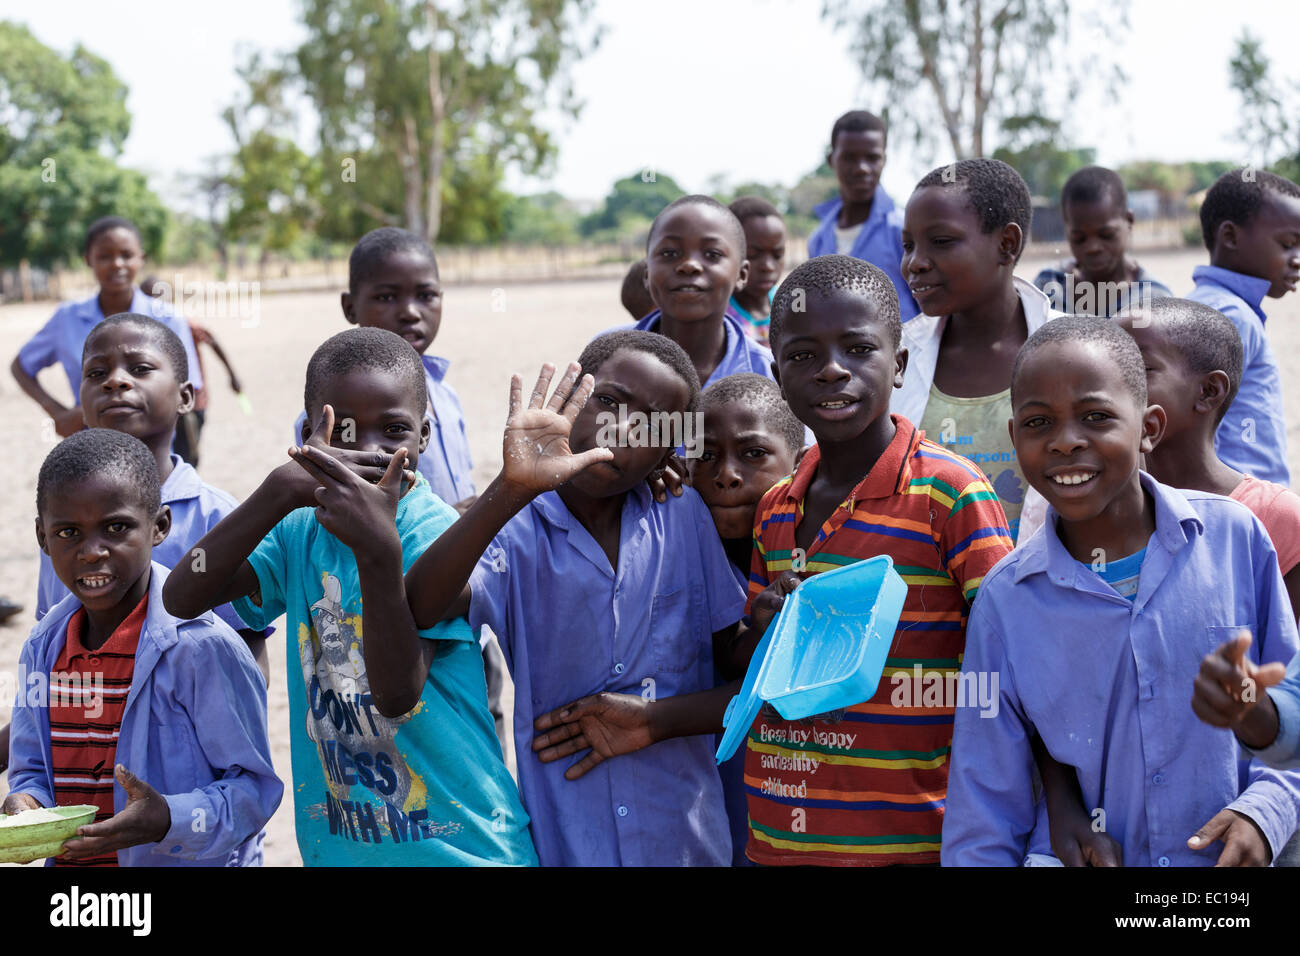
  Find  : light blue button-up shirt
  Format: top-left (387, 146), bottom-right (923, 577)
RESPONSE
top-left (630, 307), bottom-right (774, 389)
top-left (1187, 265), bottom-right (1289, 486)
top-left (8, 563), bottom-right (282, 866)
top-left (36, 456), bottom-right (251, 638)
top-left (293, 353), bottom-right (475, 506)
top-left (17, 289), bottom-right (204, 399)
top-left (943, 473), bottom-right (1300, 866)
top-left (469, 484), bottom-right (746, 866)
top-left (807, 186), bottom-right (920, 321)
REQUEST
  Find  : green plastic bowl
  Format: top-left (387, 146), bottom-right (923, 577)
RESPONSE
top-left (0, 805), bottom-right (97, 864)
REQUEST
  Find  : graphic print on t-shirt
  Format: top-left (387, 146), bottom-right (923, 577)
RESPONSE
top-left (302, 571), bottom-right (456, 845)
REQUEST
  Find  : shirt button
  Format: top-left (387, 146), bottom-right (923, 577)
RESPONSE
top-left (1153, 773), bottom-right (1165, 785)
top-left (613, 662), bottom-right (625, 675)
top-left (1158, 855), bottom-right (1170, 867)
top-left (616, 805), bottom-right (628, 817)
top-left (88, 657), bottom-right (101, 667)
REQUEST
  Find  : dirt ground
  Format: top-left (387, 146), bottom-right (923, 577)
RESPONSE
top-left (2, 247), bottom-right (1299, 866)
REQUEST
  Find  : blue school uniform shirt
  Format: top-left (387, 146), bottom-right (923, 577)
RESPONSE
top-left (1187, 265), bottom-right (1289, 486)
top-left (7, 564), bottom-right (281, 866)
top-left (630, 307), bottom-right (774, 388)
top-left (1248, 651), bottom-right (1300, 770)
top-left (807, 187), bottom-right (920, 321)
top-left (230, 476), bottom-right (536, 866)
top-left (35, 455), bottom-right (252, 639)
top-left (293, 353), bottom-right (475, 506)
top-left (1031, 264), bottom-right (1173, 316)
top-left (942, 473), bottom-right (1300, 866)
top-left (468, 484), bottom-right (746, 866)
top-left (16, 288), bottom-right (204, 399)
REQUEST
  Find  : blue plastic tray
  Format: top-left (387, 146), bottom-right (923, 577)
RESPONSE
top-left (715, 555), bottom-right (906, 763)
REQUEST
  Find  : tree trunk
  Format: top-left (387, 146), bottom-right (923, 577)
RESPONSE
top-left (425, 1), bottom-right (445, 244)
top-left (400, 114), bottom-right (425, 239)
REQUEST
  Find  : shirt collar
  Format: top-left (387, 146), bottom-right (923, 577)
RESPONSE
top-left (421, 354), bottom-right (451, 382)
top-left (533, 482), bottom-right (652, 532)
top-left (786, 414), bottom-right (920, 508)
top-left (907, 276), bottom-right (1056, 346)
top-left (1193, 265), bottom-right (1271, 321)
top-left (73, 288), bottom-right (170, 324)
top-left (63, 591), bottom-right (149, 661)
top-left (814, 185), bottom-right (895, 224)
top-left (161, 454), bottom-right (203, 504)
top-left (1013, 471), bottom-right (1204, 584)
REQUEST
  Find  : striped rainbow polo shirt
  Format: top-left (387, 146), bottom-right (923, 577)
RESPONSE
top-left (743, 415), bottom-right (1013, 866)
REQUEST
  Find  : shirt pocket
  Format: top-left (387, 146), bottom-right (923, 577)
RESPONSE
top-left (1206, 624), bottom-right (1253, 657)
top-left (650, 584), bottom-right (707, 675)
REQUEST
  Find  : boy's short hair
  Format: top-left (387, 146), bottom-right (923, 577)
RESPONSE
top-left (86, 313), bottom-right (190, 384)
top-left (728, 196), bottom-right (782, 225)
top-left (646, 195), bottom-right (746, 259)
top-left (1011, 315), bottom-right (1146, 408)
top-left (1061, 166), bottom-right (1127, 211)
top-left (303, 327), bottom-right (429, 417)
top-left (38, 428), bottom-right (162, 519)
top-left (1199, 168), bottom-right (1300, 251)
top-left (700, 373), bottom-right (804, 455)
top-left (1129, 298), bottom-right (1244, 424)
top-left (84, 216), bottom-right (142, 256)
top-left (915, 158), bottom-right (1033, 258)
top-left (349, 227), bottom-right (438, 295)
top-left (830, 110), bottom-right (887, 149)
top-left (769, 254), bottom-right (901, 351)
top-left (620, 260), bottom-right (655, 319)
top-left (577, 329), bottom-right (701, 412)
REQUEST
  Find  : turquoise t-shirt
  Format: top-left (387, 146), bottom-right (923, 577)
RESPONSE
top-left (1090, 546), bottom-right (1147, 602)
top-left (231, 477), bottom-right (537, 866)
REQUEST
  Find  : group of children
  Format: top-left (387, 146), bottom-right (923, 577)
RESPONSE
top-left (6, 105), bottom-right (1300, 867)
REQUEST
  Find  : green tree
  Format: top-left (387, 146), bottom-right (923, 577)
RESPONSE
top-left (991, 115), bottom-right (1094, 198)
top-left (822, 0), bottom-right (1127, 160)
top-left (580, 172), bottom-right (685, 237)
top-left (503, 191), bottom-right (582, 245)
top-left (0, 22), bottom-right (167, 267)
top-left (1229, 31), bottom-right (1300, 181)
top-left (280, 0), bottom-right (600, 243)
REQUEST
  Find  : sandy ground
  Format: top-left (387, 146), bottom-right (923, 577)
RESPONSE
top-left (2, 247), bottom-right (1299, 867)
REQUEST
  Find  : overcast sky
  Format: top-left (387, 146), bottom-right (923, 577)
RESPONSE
top-left (5, 0), bottom-right (1293, 208)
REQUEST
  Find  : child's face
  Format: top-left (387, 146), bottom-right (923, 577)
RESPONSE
top-left (828, 129), bottom-right (886, 206)
top-left (1064, 196), bottom-right (1133, 282)
top-left (1116, 315), bottom-right (1196, 439)
top-left (693, 404), bottom-right (797, 539)
top-left (1010, 341), bottom-right (1163, 526)
top-left (902, 185), bottom-right (1016, 317)
top-left (81, 326), bottom-right (194, 444)
top-left (304, 369), bottom-right (431, 480)
top-left (85, 228), bottom-right (144, 299)
top-left (771, 288), bottom-right (905, 446)
top-left (36, 475), bottom-right (168, 615)
top-left (566, 349), bottom-right (692, 498)
top-left (740, 215), bottom-right (786, 299)
top-left (1223, 192), bottom-right (1300, 298)
top-left (343, 250), bottom-right (443, 354)
top-left (645, 205), bottom-right (748, 324)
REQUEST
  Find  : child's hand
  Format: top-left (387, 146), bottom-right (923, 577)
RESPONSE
top-left (1, 792), bottom-right (42, 816)
top-left (53, 406), bottom-right (85, 438)
top-left (501, 363), bottom-right (614, 498)
top-left (532, 693), bottom-right (655, 780)
top-left (1047, 800), bottom-right (1123, 867)
top-left (290, 442), bottom-right (406, 560)
top-left (649, 454), bottom-right (690, 504)
top-left (59, 765), bottom-right (171, 859)
top-left (749, 571), bottom-right (804, 637)
top-left (1188, 808), bottom-right (1272, 866)
top-left (1191, 630), bottom-right (1286, 748)
top-left (274, 404), bottom-right (415, 510)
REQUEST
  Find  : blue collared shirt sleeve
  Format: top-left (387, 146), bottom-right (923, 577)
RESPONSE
top-left (16, 308), bottom-right (65, 378)
top-left (690, 494), bottom-right (747, 632)
top-left (1222, 527), bottom-right (1300, 855)
top-left (6, 632), bottom-right (56, 808)
top-left (154, 622), bottom-right (282, 860)
top-left (1247, 652), bottom-right (1300, 769)
top-left (468, 528), bottom-right (513, 669)
top-left (941, 592), bottom-right (1039, 865)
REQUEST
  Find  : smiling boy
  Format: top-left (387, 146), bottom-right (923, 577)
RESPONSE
top-left (4, 429), bottom-right (280, 866)
top-left (942, 315), bottom-right (1300, 867)
top-left (1187, 169), bottom-right (1300, 486)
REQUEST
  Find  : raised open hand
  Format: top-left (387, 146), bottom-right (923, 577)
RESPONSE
top-left (501, 362), bottom-right (614, 496)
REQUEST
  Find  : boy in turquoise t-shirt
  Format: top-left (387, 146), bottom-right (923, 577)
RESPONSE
top-left (163, 327), bottom-right (535, 866)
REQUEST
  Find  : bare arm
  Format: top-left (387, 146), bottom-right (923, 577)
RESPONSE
top-left (11, 357), bottom-right (83, 436)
